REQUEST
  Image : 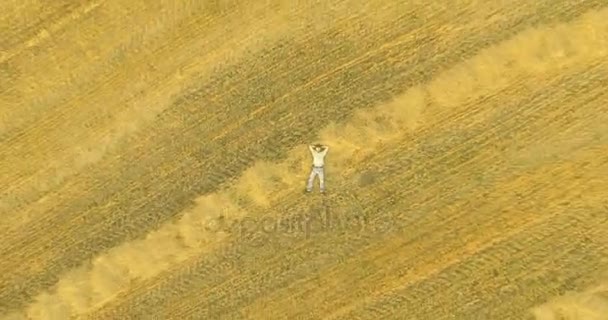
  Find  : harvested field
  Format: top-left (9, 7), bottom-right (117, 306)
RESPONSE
top-left (1, 0), bottom-right (607, 319)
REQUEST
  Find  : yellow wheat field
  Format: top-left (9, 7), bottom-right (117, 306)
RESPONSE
top-left (1, 0), bottom-right (607, 319)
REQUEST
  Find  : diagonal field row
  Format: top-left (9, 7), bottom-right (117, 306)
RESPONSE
top-left (1, 0), bottom-right (448, 311)
top-left (233, 64), bottom-right (608, 320)
top-left (531, 274), bottom-right (608, 320)
top-left (0, 0), bottom-right (328, 219)
top-left (338, 206), bottom-right (608, 320)
top-left (15, 6), bottom-right (608, 318)
top-left (5, 0), bottom-right (592, 225)
top-left (0, 0), bottom-right (95, 60)
top-left (104, 62), bottom-right (608, 320)
top-left (4, 35), bottom-right (435, 318)
top-left (4, 0), bottom-right (602, 314)
top-left (3, 3), bottom-right (594, 225)
top-left (0, 0), bottom-right (327, 219)
top-left (87, 78), bottom-right (607, 319)
top-left (75, 9), bottom-right (608, 319)
top-left (114, 79), bottom-right (607, 319)
top-left (1, 1), bottom-right (607, 319)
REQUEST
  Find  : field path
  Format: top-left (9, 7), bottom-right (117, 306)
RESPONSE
top-left (1, 1), bottom-right (607, 319)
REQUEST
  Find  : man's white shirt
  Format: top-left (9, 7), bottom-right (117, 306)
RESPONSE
top-left (309, 145), bottom-right (328, 167)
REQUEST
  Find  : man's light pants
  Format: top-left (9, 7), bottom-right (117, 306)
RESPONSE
top-left (306, 165), bottom-right (325, 192)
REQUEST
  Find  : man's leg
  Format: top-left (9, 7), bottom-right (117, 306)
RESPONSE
top-left (306, 167), bottom-right (317, 192)
top-left (318, 167), bottom-right (325, 192)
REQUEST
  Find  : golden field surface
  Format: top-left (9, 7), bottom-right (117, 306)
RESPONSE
top-left (1, 0), bottom-right (608, 319)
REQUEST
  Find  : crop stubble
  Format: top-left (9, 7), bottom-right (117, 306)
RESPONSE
top-left (82, 6), bottom-right (608, 320)
top-left (1, 2), bottom-right (606, 315)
